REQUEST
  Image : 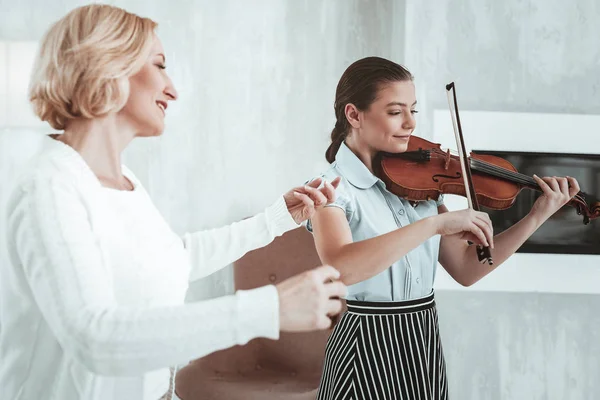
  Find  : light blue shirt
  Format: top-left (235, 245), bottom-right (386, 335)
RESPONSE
top-left (307, 142), bottom-right (443, 302)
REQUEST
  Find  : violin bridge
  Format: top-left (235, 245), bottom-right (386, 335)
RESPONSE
top-left (444, 149), bottom-right (451, 170)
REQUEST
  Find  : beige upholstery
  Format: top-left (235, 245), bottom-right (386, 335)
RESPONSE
top-left (175, 228), bottom-right (342, 400)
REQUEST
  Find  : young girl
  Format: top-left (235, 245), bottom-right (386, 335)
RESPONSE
top-left (308, 56), bottom-right (579, 399)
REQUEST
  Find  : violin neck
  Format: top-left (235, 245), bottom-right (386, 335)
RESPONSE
top-left (471, 158), bottom-right (594, 207)
top-left (470, 158), bottom-right (538, 188)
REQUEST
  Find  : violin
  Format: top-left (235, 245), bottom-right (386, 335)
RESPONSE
top-left (376, 135), bottom-right (600, 225)
top-left (375, 82), bottom-right (600, 265)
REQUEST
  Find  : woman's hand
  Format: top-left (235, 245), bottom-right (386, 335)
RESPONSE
top-left (529, 175), bottom-right (580, 223)
top-left (283, 177), bottom-right (342, 224)
top-left (276, 265), bottom-right (347, 332)
top-left (433, 209), bottom-right (495, 248)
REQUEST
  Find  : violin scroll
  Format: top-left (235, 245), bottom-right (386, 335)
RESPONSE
top-left (568, 192), bottom-right (600, 225)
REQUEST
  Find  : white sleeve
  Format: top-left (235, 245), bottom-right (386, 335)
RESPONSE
top-left (182, 196), bottom-right (300, 282)
top-left (8, 175), bottom-right (280, 376)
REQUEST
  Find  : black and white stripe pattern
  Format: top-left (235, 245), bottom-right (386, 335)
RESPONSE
top-left (317, 291), bottom-right (448, 400)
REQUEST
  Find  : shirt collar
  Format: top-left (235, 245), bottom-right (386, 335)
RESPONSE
top-left (334, 142), bottom-right (379, 189)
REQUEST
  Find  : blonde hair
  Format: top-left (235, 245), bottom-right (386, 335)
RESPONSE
top-left (29, 4), bottom-right (158, 130)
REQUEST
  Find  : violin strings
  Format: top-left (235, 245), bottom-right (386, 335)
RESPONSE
top-left (428, 149), bottom-right (588, 204)
top-left (471, 159), bottom-right (588, 205)
top-left (429, 148), bottom-right (536, 185)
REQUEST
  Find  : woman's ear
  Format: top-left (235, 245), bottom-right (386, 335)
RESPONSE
top-left (344, 103), bottom-right (361, 129)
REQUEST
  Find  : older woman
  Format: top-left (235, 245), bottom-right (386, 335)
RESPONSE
top-left (0, 4), bottom-right (346, 400)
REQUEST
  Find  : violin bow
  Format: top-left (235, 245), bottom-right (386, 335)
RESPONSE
top-left (445, 82), bottom-right (493, 265)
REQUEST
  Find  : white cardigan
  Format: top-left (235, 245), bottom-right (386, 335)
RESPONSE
top-left (0, 136), bottom-right (300, 400)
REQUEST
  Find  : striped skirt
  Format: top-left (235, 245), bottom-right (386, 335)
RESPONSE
top-left (316, 291), bottom-right (448, 400)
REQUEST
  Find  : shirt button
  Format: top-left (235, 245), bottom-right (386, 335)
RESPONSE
top-left (398, 209), bottom-right (405, 216)
top-left (416, 277), bottom-right (420, 284)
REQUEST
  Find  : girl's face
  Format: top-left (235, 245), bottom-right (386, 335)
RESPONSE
top-left (348, 80), bottom-right (417, 155)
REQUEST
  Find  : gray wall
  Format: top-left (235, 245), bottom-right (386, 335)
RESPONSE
top-left (436, 291), bottom-right (600, 400)
top-left (405, 1), bottom-right (600, 399)
top-left (405, 0), bottom-right (600, 138)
